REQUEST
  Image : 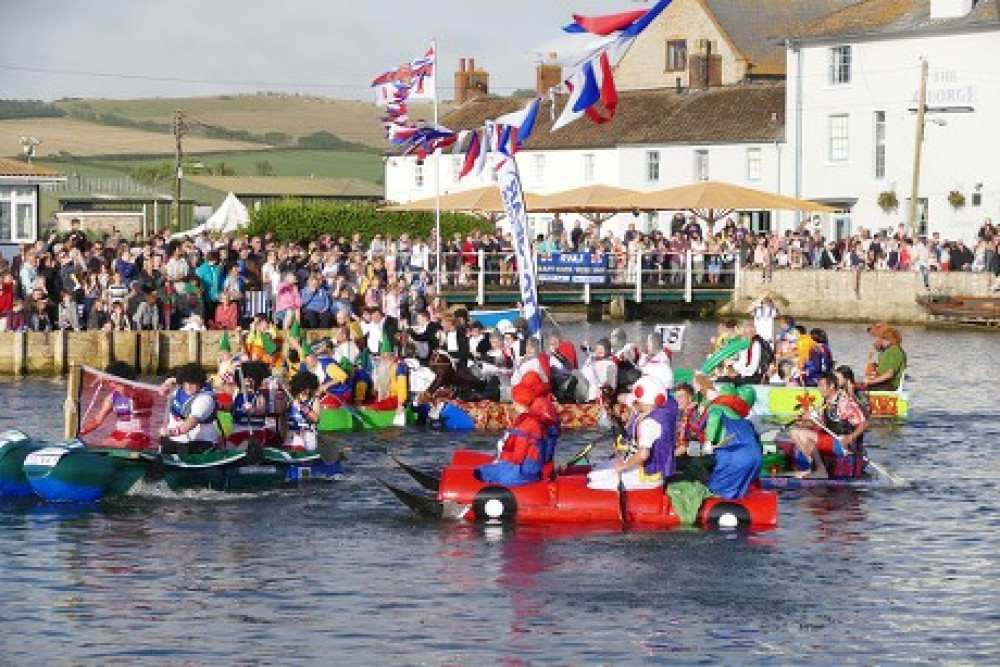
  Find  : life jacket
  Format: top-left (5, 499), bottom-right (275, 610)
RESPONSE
top-left (824, 391), bottom-right (856, 436)
top-left (170, 385), bottom-right (217, 425)
top-left (287, 398), bottom-right (315, 432)
top-left (501, 404), bottom-right (560, 481)
top-left (233, 391), bottom-right (266, 429)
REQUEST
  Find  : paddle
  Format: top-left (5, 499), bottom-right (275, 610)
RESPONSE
top-left (617, 471), bottom-right (628, 528)
top-left (342, 403), bottom-right (376, 429)
top-left (558, 442), bottom-right (594, 472)
top-left (807, 415), bottom-right (905, 486)
top-left (390, 454), bottom-right (440, 493)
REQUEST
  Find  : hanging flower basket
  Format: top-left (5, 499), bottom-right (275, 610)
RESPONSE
top-left (947, 190), bottom-right (966, 209)
top-left (877, 190), bottom-right (899, 213)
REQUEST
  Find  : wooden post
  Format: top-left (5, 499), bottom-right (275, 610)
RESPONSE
top-left (188, 330), bottom-right (201, 366)
top-left (142, 330), bottom-right (162, 375)
top-left (102, 330), bottom-right (113, 367)
top-left (64, 363), bottom-right (81, 439)
top-left (55, 328), bottom-right (68, 375)
top-left (12, 330), bottom-right (26, 376)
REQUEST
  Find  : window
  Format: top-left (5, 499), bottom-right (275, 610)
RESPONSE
top-left (829, 45), bottom-right (852, 85)
top-left (583, 153), bottom-right (596, 183)
top-left (414, 161), bottom-right (424, 188)
top-left (874, 111), bottom-right (886, 179)
top-left (0, 186), bottom-right (35, 243)
top-left (452, 155), bottom-right (462, 182)
top-left (746, 147), bottom-right (762, 181)
top-left (694, 149), bottom-right (709, 181)
top-left (533, 154), bottom-right (546, 185)
top-left (828, 114), bottom-right (849, 162)
top-left (666, 40), bottom-right (687, 72)
top-left (646, 150), bottom-right (660, 183)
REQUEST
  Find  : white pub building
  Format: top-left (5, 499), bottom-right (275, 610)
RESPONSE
top-left (384, 0), bottom-right (999, 243)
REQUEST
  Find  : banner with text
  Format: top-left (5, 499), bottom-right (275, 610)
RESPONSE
top-left (497, 159), bottom-right (542, 336)
top-left (537, 252), bottom-right (610, 285)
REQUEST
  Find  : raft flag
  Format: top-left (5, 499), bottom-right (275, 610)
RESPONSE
top-left (497, 157), bottom-right (541, 336)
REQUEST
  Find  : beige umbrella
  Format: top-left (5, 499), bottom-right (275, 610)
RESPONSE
top-left (605, 180), bottom-right (839, 224)
top-left (383, 186), bottom-right (541, 214)
top-left (530, 184), bottom-right (642, 230)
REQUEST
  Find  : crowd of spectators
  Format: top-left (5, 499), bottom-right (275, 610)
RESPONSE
top-left (1, 212), bottom-right (997, 333)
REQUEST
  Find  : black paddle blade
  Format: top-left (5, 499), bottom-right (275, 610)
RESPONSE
top-left (378, 478), bottom-right (444, 518)
top-left (617, 478), bottom-right (629, 527)
top-left (317, 435), bottom-right (345, 465)
top-left (390, 454), bottom-right (441, 493)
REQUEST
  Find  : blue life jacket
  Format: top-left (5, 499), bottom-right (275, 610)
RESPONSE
top-left (232, 391), bottom-right (266, 428)
top-left (286, 399), bottom-right (314, 432)
top-left (170, 384), bottom-right (217, 424)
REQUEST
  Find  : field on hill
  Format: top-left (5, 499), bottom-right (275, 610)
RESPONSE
top-left (0, 117), bottom-right (264, 159)
top-left (53, 94), bottom-right (444, 151)
top-left (51, 149), bottom-right (384, 182)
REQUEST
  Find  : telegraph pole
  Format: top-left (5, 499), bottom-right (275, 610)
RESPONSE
top-left (908, 58), bottom-right (929, 236)
top-left (172, 109), bottom-right (185, 230)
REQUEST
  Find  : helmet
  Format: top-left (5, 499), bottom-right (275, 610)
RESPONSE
top-left (631, 376), bottom-right (668, 408)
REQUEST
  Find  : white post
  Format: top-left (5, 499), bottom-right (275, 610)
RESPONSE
top-left (634, 248), bottom-right (643, 304)
top-left (684, 250), bottom-right (693, 303)
top-left (477, 248), bottom-right (486, 306)
top-left (583, 282), bottom-right (591, 304)
top-left (734, 250), bottom-right (742, 291)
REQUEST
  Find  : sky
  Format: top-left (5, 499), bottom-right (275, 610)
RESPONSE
top-left (1, 0), bottom-right (635, 101)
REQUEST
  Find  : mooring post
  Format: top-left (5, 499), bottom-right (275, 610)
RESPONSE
top-left (13, 330), bottom-right (26, 376)
top-left (64, 363), bottom-right (81, 439)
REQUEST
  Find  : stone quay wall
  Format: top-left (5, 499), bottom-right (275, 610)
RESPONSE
top-left (728, 268), bottom-right (994, 323)
top-left (0, 329), bottom-right (338, 377)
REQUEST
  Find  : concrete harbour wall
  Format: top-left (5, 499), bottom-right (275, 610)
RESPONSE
top-left (0, 329), bottom-right (339, 377)
top-left (729, 269), bottom-right (993, 323)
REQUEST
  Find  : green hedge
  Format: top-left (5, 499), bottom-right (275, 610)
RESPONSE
top-left (246, 200), bottom-right (494, 244)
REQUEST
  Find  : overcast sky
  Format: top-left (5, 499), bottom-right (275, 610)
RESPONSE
top-left (1, 0), bottom-right (635, 101)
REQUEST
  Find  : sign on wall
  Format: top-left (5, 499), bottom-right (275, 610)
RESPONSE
top-left (537, 252), bottom-right (610, 284)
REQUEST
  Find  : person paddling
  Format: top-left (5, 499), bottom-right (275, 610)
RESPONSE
top-left (159, 362), bottom-right (221, 456)
top-left (474, 373), bottom-right (552, 487)
top-left (787, 371), bottom-right (867, 478)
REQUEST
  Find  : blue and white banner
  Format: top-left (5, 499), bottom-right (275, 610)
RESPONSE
top-left (497, 158), bottom-right (541, 336)
top-left (537, 252), bottom-right (610, 284)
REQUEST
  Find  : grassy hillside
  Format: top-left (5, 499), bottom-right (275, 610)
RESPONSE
top-left (39, 150), bottom-right (382, 182)
top-left (53, 94), bottom-right (446, 151)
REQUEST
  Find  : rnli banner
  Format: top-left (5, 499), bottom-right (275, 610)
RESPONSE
top-left (497, 158), bottom-right (542, 336)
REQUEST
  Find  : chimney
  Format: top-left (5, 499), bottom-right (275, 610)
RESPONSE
top-left (536, 53), bottom-right (562, 96)
top-left (930, 0), bottom-right (974, 19)
top-left (455, 57), bottom-right (489, 105)
top-left (688, 39), bottom-right (722, 89)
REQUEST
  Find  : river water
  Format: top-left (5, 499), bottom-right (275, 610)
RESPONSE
top-left (1, 321), bottom-right (998, 664)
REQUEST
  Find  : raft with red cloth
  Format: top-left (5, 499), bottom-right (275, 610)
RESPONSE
top-left (386, 450), bottom-right (778, 530)
top-left (453, 400), bottom-right (629, 431)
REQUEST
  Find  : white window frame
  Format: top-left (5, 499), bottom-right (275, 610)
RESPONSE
top-left (694, 149), bottom-right (709, 181)
top-left (829, 45), bottom-right (852, 85)
top-left (583, 153), bottom-right (596, 183)
top-left (0, 186), bottom-right (37, 244)
top-left (874, 110), bottom-right (886, 180)
top-left (828, 114), bottom-right (850, 162)
top-left (646, 150), bottom-right (660, 183)
top-left (665, 40), bottom-right (687, 72)
top-left (746, 147), bottom-right (762, 182)
top-left (533, 154), bottom-right (546, 186)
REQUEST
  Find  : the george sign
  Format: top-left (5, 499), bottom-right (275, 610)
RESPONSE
top-left (537, 252), bottom-right (610, 285)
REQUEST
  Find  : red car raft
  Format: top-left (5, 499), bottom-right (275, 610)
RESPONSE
top-left (385, 450), bottom-right (778, 531)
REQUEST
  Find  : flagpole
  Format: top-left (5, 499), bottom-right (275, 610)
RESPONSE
top-left (432, 37), bottom-right (443, 289)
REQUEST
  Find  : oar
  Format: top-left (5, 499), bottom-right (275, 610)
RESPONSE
top-left (808, 415), bottom-right (905, 486)
top-left (342, 403), bottom-right (375, 429)
top-left (558, 442), bottom-right (594, 472)
top-left (390, 454), bottom-right (440, 493)
top-left (377, 478), bottom-right (444, 518)
top-left (617, 471), bottom-right (629, 528)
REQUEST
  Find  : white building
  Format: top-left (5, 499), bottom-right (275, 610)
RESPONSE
top-left (784, 0), bottom-right (1000, 241)
top-left (0, 158), bottom-right (63, 258)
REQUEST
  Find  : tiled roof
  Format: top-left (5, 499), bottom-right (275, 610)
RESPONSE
top-left (703, 0), bottom-right (858, 75)
top-left (441, 84), bottom-right (785, 151)
top-left (0, 157), bottom-right (61, 178)
top-left (786, 0), bottom-right (999, 41)
top-left (186, 176), bottom-right (381, 198)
